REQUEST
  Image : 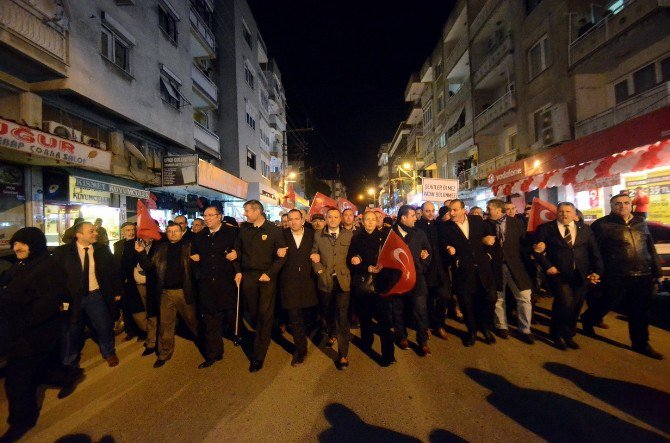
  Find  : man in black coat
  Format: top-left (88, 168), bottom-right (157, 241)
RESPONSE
top-left (236, 200), bottom-right (286, 373)
top-left (279, 209), bottom-right (318, 366)
top-left (582, 193), bottom-right (663, 359)
top-left (415, 201), bottom-right (451, 340)
top-left (53, 221), bottom-right (122, 397)
top-left (191, 205), bottom-right (241, 369)
top-left (439, 199), bottom-right (497, 347)
top-left (391, 205), bottom-right (432, 356)
top-left (486, 199), bottom-right (535, 344)
top-left (533, 202), bottom-right (603, 350)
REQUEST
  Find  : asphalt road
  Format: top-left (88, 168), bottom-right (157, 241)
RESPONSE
top-left (2, 297), bottom-right (669, 442)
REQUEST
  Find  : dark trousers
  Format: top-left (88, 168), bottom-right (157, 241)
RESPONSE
top-left (392, 278), bottom-right (429, 346)
top-left (547, 274), bottom-right (588, 339)
top-left (356, 291), bottom-right (394, 361)
top-left (61, 290), bottom-right (115, 367)
top-left (287, 308), bottom-right (309, 356)
top-left (583, 276), bottom-right (654, 348)
top-left (456, 274), bottom-right (497, 335)
top-left (242, 271), bottom-right (277, 361)
top-left (427, 283), bottom-right (450, 329)
top-left (202, 309), bottom-right (236, 360)
top-left (4, 353), bottom-right (49, 428)
top-left (319, 278), bottom-right (350, 358)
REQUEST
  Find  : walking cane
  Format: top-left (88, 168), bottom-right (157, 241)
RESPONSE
top-left (233, 280), bottom-right (242, 346)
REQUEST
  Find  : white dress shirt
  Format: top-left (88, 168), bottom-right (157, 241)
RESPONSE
top-left (77, 242), bottom-right (100, 292)
top-left (455, 217), bottom-right (470, 239)
top-left (291, 227), bottom-right (304, 248)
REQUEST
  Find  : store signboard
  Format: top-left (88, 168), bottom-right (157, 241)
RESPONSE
top-left (572, 174), bottom-right (621, 193)
top-left (0, 118), bottom-right (112, 172)
top-left (198, 159), bottom-right (248, 199)
top-left (162, 155), bottom-right (198, 186)
top-left (624, 168), bottom-right (670, 224)
top-left (71, 176), bottom-right (149, 199)
top-left (0, 163), bottom-right (25, 199)
top-left (422, 178), bottom-right (459, 201)
top-left (69, 176), bottom-right (111, 205)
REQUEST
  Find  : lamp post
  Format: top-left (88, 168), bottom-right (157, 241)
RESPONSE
top-left (397, 162), bottom-right (419, 204)
top-left (367, 187), bottom-right (376, 207)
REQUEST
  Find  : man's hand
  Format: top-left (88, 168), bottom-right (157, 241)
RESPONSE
top-left (587, 273), bottom-right (600, 284)
top-left (446, 246), bottom-right (456, 256)
top-left (259, 273), bottom-right (271, 282)
top-left (351, 256), bottom-right (362, 265)
top-left (234, 273), bottom-right (242, 286)
top-left (134, 241), bottom-right (145, 253)
top-left (114, 295), bottom-right (121, 302)
top-left (190, 254), bottom-right (201, 262)
top-left (225, 250), bottom-right (238, 261)
top-left (546, 266), bottom-right (560, 275)
top-left (533, 242), bottom-right (546, 254)
top-left (277, 247), bottom-right (288, 258)
top-left (310, 253), bottom-right (321, 263)
top-left (483, 235), bottom-right (496, 246)
top-left (368, 264), bottom-right (383, 274)
top-left (420, 249), bottom-right (429, 260)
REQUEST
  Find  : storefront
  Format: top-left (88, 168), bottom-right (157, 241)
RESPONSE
top-left (0, 163), bottom-right (26, 251)
top-left (247, 181), bottom-right (283, 221)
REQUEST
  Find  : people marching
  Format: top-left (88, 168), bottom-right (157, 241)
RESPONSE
top-left (0, 195), bottom-right (666, 441)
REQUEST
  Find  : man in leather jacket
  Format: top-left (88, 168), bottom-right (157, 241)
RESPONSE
top-left (582, 193), bottom-right (663, 359)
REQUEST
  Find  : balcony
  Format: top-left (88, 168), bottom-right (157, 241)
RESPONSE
top-left (473, 34), bottom-right (513, 86)
top-left (405, 72), bottom-right (425, 102)
top-left (575, 81), bottom-right (670, 138)
top-left (191, 64), bottom-right (217, 108)
top-left (189, 6), bottom-right (216, 58)
top-left (420, 59), bottom-right (434, 83)
top-left (474, 90), bottom-right (516, 133)
top-left (0, 0), bottom-right (68, 81)
top-left (446, 121), bottom-right (473, 153)
top-left (569, 0), bottom-right (670, 70)
top-left (445, 81), bottom-right (470, 116)
top-left (407, 100), bottom-right (423, 125)
top-left (470, 0), bottom-right (501, 41)
top-left (458, 165), bottom-right (479, 190)
top-left (476, 150), bottom-right (518, 180)
top-left (444, 36), bottom-right (468, 78)
top-left (194, 121), bottom-right (220, 157)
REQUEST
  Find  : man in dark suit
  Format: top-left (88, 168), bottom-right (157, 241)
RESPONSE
top-left (439, 199), bottom-right (497, 347)
top-left (533, 202), bottom-right (603, 350)
top-left (279, 209), bottom-right (318, 366)
top-left (487, 199), bottom-right (534, 344)
top-left (53, 221), bottom-right (122, 398)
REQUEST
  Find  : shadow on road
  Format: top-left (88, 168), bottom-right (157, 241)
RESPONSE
top-left (545, 362), bottom-right (670, 435)
top-left (465, 367), bottom-right (668, 442)
top-left (54, 434), bottom-right (115, 443)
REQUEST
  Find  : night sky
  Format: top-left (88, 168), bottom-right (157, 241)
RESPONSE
top-left (248, 0), bottom-right (455, 196)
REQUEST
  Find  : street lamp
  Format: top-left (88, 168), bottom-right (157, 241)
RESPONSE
top-left (357, 193), bottom-right (364, 201)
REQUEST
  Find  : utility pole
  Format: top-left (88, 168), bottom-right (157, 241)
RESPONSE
top-left (282, 126), bottom-right (313, 197)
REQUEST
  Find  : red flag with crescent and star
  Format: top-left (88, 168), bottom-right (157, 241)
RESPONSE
top-left (526, 197), bottom-right (557, 232)
top-left (376, 230), bottom-right (416, 296)
top-left (308, 192), bottom-right (338, 219)
top-left (337, 197), bottom-right (357, 213)
top-left (137, 200), bottom-right (162, 241)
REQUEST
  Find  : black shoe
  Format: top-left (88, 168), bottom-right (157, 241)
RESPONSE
top-left (336, 358), bottom-right (349, 371)
top-left (482, 329), bottom-right (497, 344)
top-left (291, 353), bottom-right (306, 367)
top-left (494, 328), bottom-right (509, 339)
top-left (249, 360), bottom-right (264, 373)
top-left (232, 335), bottom-right (243, 347)
top-left (519, 333), bottom-right (535, 345)
top-left (633, 345), bottom-right (664, 360)
top-left (564, 337), bottom-right (580, 349)
top-left (198, 355), bottom-right (222, 369)
top-left (123, 334), bottom-right (137, 342)
top-left (582, 321), bottom-right (596, 337)
top-left (57, 367), bottom-right (84, 399)
top-left (380, 358), bottom-right (396, 367)
top-left (463, 335), bottom-right (476, 347)
top-left (141, 347), bottom-right (156, 357)
top-left (0, 423), bottom-right (34, 442)
top-left (153, 359), bottom-right (166, 368)
top-left (553, 337), bottom-right (568, 350)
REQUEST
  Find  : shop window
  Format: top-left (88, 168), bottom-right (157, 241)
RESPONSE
top-left (661, 55), bottom-right (670, 83)
top-left (614, 79), bottom-right (629, 104)
top-left (633, 63), bottom-right (656, 95)
top-left (528, 35), bottom-right (549, 80)
top-left (158, 5), bottom-right (178, 45)
top-left (246, 149), bottom-right (257, 170)
top-left (101, 26), bottom-right (130, 73)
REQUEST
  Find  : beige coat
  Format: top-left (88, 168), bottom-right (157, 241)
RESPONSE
top-left (311, 228), bottom-right (353, 292)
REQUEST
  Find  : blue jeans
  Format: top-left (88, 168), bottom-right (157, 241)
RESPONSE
top-left (392, 277), bottom-right (429, 346)
top-left (61, 290), bottom-right (115, 367)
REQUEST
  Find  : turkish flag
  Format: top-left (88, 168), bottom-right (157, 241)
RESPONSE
top-left (137, 200), bottom-right (162, 241)
top-left (376, 230), bottom-right (416, 296)
top-left (337, 197), bottom-right (357, 213)
top-left (308, 192), bottom-right (338, 219)
top-left (526, 197), bottom-right (557, 232)
top-left (282, 188), bottom-right (296, 209)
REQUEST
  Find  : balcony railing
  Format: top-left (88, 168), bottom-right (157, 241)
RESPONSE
top-left (458, 165), bottom-right (479, 190)
top-left (474, 90), bottom-right (516, 132)
top-left (476, 150), bottom-right (518, 180)
top-left (191, 64), bottom-right (217, 105)
top-left (470, 0), bottom-right (501, 40)
top-left (446, 121), bottom-right (473, 152)
top-left (575, 81), bottom-right (670, 138)
top-left (444, 36), bottom-right (467, 78)
top-left (473, 34), bottom-right (513, 85)
top-left (445, 81), bottom-right (470, 115)
top-left (0, 1), bottom-right (67, 63)
top-left (189, 6), bottom-right (216, 56)
top-left (194, 121), bottom-right (219, 155)
top-left (569, 0), bottom-right (670, 67)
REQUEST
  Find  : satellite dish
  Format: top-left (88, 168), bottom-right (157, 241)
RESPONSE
top-left (124, 140), bottom-right (147, 162)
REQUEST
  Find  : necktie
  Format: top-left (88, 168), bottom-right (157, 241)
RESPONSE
top-left (331, 232), bottom-right (337, 240)
top-left (83, 247), bottom-right (90, 296)
top-left (496, 219), bottom-right (505, 245)
top-left (563, 224), bottom-right (572, 246)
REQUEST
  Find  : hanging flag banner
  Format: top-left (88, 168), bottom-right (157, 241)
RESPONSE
top-left (308, 192), bottom-right (338, 219)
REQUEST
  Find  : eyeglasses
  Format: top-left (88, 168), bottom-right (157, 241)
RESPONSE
top-left (203, 213), bottom-right (220, 218)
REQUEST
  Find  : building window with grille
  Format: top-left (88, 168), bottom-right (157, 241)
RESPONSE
top-left (158, 5), bottom-right (178, 45)
top-left (423, 104), bottom-right (433, 127)
top-left (245, 66), bottom-right (255, 90)
top-left (246, 112), bottom-right (256, 130)
top-left (247, 149), bottom-right (257, 169)
top-left (528, 35), bottom-right (549, 80)
top-left (101, 26), bottom-right (130, 73)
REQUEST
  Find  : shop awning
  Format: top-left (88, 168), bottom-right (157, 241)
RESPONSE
top-left (492, 139), bottom-right (670, 196)
top-left (62, 168), bottom-right (150, 199)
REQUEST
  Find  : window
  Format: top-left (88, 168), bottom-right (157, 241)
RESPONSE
top-left (194, 109), bottom-right (208, 127)
top-left (160, 75), bottom-right (181, 109)
top-left (528, 35), bottom-right (550, 80)
top-left (101, 26), bottom-right (130, 72)
top-left (423, 104), bottom-right (433, 127)
top-left (261, 160), bottom-right (270, 178)
top-left (608, 0), bottom-right (625, 15)
top-left (158, 5), bottom-right (178, 44)
top-left (245, 66), bottom-right (255, 90)
top-left (246, 149), bottom-right (257, 169)
top-left (438, 133), bottom-right (446, 148)
top-left (532, 105), bottom-right (551, 142)
top-left (633, 63), bottom-right (656, 94)
top-left (191, 0), bottom-right (214, 32)
top-left (447, 110), bottom-right (466, 137)
top-left (242, 22), bottom-right (252, 48)
top-left (614, 80), bottom-right (629, 104)
top-left (662, 56), bottom-right (670, 82)
top-left (260, 129), bottom-right (270, 147)
top-left (245, 112), bottom-right (256, 130)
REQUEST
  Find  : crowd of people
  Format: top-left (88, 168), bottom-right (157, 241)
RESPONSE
top-left (0, 192), bottom-right (664, 441)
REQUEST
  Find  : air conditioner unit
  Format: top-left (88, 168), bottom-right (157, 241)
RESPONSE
top-left (539, 103), bottom-right (570, 147)
top-left (81, 135), bottom-right (107, 151)
top-left (42, 121), bottom-right (82, 142)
